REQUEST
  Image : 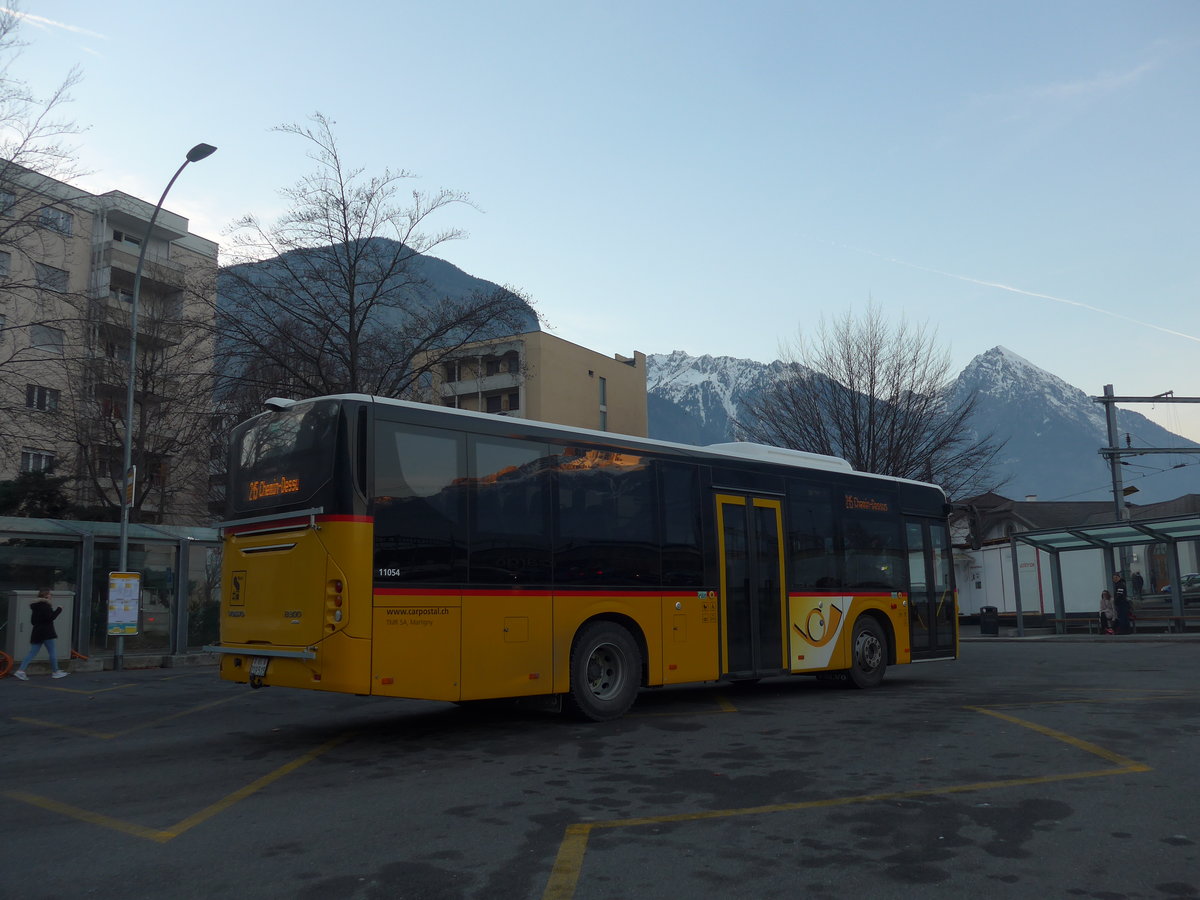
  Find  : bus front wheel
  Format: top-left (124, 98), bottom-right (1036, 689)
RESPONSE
top-left (848, 616), bottom-right (887, 689)
top-left (566, 621), bottom-right (641, 722)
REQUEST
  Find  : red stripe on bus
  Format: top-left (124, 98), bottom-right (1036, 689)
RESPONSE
top-left (373, 588), bottom-right (707, 598)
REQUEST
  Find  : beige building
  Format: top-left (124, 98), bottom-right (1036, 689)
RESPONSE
top-left (0, 163), bottom-right (218, 523)
top-left (427, 331), bottom-right (648, 437)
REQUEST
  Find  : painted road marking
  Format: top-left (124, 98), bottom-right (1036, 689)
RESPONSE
top-left (3, 731), bottom-right (355, 843)
top-left (10, 693), bottom-right (244, 739)
top-left (539, 700), bottom-right (1156, 900)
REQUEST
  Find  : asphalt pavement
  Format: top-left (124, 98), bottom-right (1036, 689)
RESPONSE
top-left (2, 634), bottom-right (1198, 900)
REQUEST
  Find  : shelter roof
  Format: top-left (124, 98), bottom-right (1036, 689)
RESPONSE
top-left (1010, 513), bottom-right (1200, 553)
top-left (0, 517), bottom-right (219, 543)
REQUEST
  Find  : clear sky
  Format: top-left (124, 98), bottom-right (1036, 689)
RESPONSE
top-left (11, 1), bottom-right (1200, 441)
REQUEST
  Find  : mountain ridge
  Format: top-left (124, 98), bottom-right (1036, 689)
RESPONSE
top-left (646, 345), bottom-right (1200, 504)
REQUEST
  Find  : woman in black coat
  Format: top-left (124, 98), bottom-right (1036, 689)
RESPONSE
top-left (13, 589), bottom-right (69, 680)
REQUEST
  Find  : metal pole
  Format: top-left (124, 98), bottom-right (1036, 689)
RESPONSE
top-left (115, 143), bottom-right (216, 671)
top-left (1100, 384), bottom-right (1133, 584)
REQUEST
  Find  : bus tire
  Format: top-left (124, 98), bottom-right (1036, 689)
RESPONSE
top-left (848, 616), bottom-right (887, 689)
top-left (566, 621), bottom-right (641, 722)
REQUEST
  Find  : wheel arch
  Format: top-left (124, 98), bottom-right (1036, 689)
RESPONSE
top-left (571, 612), bottom-right (650, 689)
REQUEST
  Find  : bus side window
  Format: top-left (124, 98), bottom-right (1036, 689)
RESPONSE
top-left (373, 422), bottom-right (466, 583)
top-left (843, 517), bottom-right (904, 590)
top-left (787, 481), bottom-right (840, 590)
top-left (659, 462), bottom-right (703, 587)
top-left (555, 450), bottom-right (658, 586)
top-left (469, 437), bottom-right (552, 584)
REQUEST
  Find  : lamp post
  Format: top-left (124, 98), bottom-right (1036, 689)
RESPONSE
top-left (114, 142), bottom-right (216, 671)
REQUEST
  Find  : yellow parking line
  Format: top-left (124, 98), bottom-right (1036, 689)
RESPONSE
top-left (111, 694), bottom-right (245, 737)
top-left (11, 717), bottom-right (117, 739)
top-left (2, 730), bottom-right (357, 843)
top-left (161, 730), bottom-right (356, 840)
top-left (3, 791), bottom-right (173, 842)
top-left (968, 706), bottom-right (1150, 771)
top-left (540, 703), bottom-right (1153, 900)
top-left (9, 693), bottom-right (245, 740)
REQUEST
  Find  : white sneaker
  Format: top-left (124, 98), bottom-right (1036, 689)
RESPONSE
top-left (52, 670), bottom-right (69, 679)
top-left (14, 670), bottom-right (28, 681)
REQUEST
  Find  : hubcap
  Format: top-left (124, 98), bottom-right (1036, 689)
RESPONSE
top-left (585, 642), bottom-right (625, 699)
top-left (855, 631), bottom-right (882, 672)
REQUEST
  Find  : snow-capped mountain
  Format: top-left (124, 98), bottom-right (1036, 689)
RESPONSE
top-left (646, 351), bottom-right (790, 446)
top-left (647, 345), bottom-right (1200, 504)
top-left (951, 346), bottom-right (1199, 503)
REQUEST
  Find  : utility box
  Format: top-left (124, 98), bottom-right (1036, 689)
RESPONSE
top-left (979, 605), bottom-right (999, 637)
top-left (6, 590), bottom-right (75, 668)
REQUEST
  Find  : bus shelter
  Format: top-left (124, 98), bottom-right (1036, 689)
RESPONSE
top-left (1008, 513), bottom-right (1200, 635)
top-left (0, 516), bottom-right (221, 668)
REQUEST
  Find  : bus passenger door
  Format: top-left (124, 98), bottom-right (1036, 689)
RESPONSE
top-left (905, 518), bottom-right (958, 660)
top-left (716, 494), bottom-right (787, 678)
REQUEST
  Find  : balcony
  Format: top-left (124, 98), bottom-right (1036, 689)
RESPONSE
top-left (440, 371), bottom-right (520, 396)
top-left (100, 242), bottom-right (187, 281)
top-left (91, 296), bottom-right (185, 345)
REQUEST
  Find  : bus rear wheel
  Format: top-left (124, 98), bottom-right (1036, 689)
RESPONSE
top-left (566, 621), bottom-right (641, 722)
top-left (848, 616), bottom-right (887, 689)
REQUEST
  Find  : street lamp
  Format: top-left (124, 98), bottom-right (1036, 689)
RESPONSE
top-left (114, 142), bottom-right (216, 670)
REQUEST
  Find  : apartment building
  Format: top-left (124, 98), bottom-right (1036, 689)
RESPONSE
top-left (425, 331), bottom-right (648, 437)
top-left (0, 163), bottom-right (218, 523)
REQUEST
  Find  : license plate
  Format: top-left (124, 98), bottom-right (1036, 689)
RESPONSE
top-left (249, 656), bottom-right (269, 677)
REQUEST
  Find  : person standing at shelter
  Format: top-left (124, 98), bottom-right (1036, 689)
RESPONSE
top-left (1112, 573), bottom-right (1133, 635)
top-left (12, 589), bottom-right (70, 681)
top-left (1132, 571), bottom-right (1144, 600)
top-left (1099, 589), bottom-right (1116, 635)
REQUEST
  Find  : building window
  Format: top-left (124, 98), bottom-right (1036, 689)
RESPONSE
top-left (442, 397), bottom-right (459, 409)
top-left (30, 324), bottom-right (65, 353)
top-left (20, 448), bottom-right (56, 473)
top-left (486, 394), bottom-right (502, 414)
top-left (110, 287), bottom-right (134, 304)
top-left (34, 263), bottom-right (69, 292)
top-left (0, 190), bottom-right (15, 214)
top-left (0, 249), bottom-right (10, 277)
top-left (599, 410), bottom-right (608, 430)
top-left (443, 361), bottom-right (461, 382)
top-left (508, 391), bottom-right (520, 411)
top-left (25, 384), bottom-right (61, 411)
top-left (599, 376), bottom-right (608, 406)
top-left (485, 358), bottom-right (501, 377)
top-left (112, 229), bottom-right (142, 248)
top-left (505, 353), bottom-right (519, 374)
top-left (38, 206), bottom-right (73, 235)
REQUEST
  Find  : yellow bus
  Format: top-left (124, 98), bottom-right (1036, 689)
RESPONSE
top-left (206, 394), bottom-right (957, 720)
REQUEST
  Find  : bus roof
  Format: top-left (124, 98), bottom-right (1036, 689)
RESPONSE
top-left (258, 393), bottom-right (947, 498)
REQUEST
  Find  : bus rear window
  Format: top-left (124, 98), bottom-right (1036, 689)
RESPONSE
top-left (229, 400), bottom-right (339, 515)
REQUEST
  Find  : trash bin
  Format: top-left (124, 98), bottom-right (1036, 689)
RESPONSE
top-left (979, 605), bottom-right (999, 636)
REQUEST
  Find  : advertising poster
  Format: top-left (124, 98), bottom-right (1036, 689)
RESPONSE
top-left (107, 572), bottom-right (141, 636)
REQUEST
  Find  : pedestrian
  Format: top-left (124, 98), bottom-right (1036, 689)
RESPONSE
top-left (1099, 589), bottom-right (1116, 635)
top-left (1112, 573), bottom-right (1133, 635)
top-left (13, 589), bottom-right (70, 681)
top-left (1132, 571), bottom-right (1144, 600)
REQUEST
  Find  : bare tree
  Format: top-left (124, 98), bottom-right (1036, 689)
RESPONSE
top-left (735, 306), bottom-right (1006, 499)
top-left (216, 112), bottom-right (539, 409)
top-left (65, 282), bottom-right (216, 523)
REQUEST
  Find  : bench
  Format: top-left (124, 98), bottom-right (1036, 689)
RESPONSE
top-left (1052, 616), bottom-right (1188, 634)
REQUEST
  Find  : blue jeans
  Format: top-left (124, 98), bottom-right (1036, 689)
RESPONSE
top-left (19, 638), bottom-right (58, 671)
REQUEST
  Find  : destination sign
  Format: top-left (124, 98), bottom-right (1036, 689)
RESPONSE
top-left (248, 476), bottom-right (301, 502)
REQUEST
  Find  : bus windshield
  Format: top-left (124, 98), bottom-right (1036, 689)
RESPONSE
top-left (228, 399), bottom-right (340, 517)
